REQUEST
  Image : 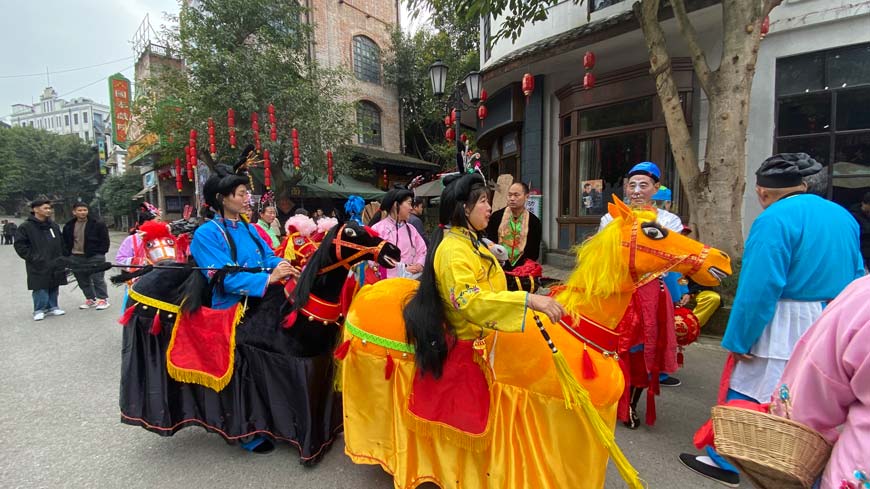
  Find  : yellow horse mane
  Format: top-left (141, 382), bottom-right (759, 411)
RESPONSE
top-left (556, 208), bottom-right (658, 317)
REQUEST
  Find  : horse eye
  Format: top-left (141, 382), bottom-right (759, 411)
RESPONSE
top-left (344, 227), bottom-right (357, 238)
top-left (166, 239), bottom-right (175, 246)
top-left (642, 226), bottom-right (665, 240)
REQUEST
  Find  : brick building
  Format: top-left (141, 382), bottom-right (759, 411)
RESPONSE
top-left (307, 0), bottom-right (438, 186)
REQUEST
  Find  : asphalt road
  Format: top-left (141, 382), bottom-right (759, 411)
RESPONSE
top-left (0, 233), bottom-right (729, 489)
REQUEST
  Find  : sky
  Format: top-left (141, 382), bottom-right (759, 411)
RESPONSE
top-left (0, 0), bottom-right (426, 123)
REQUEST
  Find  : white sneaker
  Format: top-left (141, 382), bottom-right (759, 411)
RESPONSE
top-left (79, 299), bottom-right (96, 309)
top-left (33, 311), bottom-right (45, 321)
top-left (48, 308), bottom-right (66, 316)
top-left (94, 299), bottom-right (110, 311)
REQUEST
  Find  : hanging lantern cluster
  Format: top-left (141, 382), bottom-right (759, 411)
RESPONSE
top-left (268, 104), bottom-right (278, 142)
top-left (207, 118), bottom-right (216, 157)
top-left (292, 128), bottom-right (301, 170)
top-left (227, 108), bottom-right (237, 148)
top-left (382, 169), bottom-right (388, 188)
top-left (760, 16), bottom-right (770, 39)
top-left (263, 149), bottom-right (272, 190)
top-left (187, 129), bottom-right (197, 181)
top-left (522, 73), bottom-right (535, 104)
top-left (251, 112), bottom-right (261, 153)
top-left (445, 127), bottom-right (455, 142)
top-left (583, 51), bottom-right (597, 90)
top-left (175, 157), bottom-right (183, 193)
top-left (327, 150), bottom-right (334, 185)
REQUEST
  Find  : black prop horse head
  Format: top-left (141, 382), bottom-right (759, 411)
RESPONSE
top-left (290, 220), bottom-right (401, 313)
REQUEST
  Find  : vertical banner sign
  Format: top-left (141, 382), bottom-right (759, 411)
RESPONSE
top-left (97, 138), bottom-right (107, 175)
top-left (108, 73), bottom-right (132, 148)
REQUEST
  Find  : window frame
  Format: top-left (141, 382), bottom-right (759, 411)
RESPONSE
top-left (356, 101), bottom-right (383, 147)
top-left (353, 35), bottom-right (382, 85)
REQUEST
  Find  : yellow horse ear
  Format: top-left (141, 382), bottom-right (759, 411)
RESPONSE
top-left (607, 195), bottom-right (632, 221)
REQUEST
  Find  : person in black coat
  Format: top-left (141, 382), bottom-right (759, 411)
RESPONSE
top-left (62, 202), bottom-right (111, 310)
top-left (485, 182), bottom-right (543, 270)
top-left (14, 196), bottom-right (68, 321)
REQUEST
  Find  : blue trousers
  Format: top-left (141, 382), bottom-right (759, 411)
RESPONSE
top-left (32, 287), bottom-right (59, 313)
top-left (705, 388), bottom-right (760, 473)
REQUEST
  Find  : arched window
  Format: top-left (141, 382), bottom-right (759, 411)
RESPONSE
top-left (356, 101), bottom-right (382, 146)
top-left (353, 35), bottom-right (381, 84)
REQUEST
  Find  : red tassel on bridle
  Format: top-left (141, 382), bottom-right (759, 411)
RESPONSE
top-left (334, 339), bottom-right (351, 360)
top-left (149, 311), bottom-right (162, 335)
top-left (282, 309), bottom-right (299, 329)
top-left (118, 304), bottom-right (136, 326)
top-left (582, 343), bottom-right (598, 379)
top-left (384, 353), bottom-right (395, 380)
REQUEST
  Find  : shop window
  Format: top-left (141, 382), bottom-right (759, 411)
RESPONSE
top-left (775, 43), bottom-right (870, 207)
top-left (579, 97), bottom-right (653, 133)
top-left (353, 36), bottom-right (381, 84)
top-left (589, 0), bottom-right (624, 13)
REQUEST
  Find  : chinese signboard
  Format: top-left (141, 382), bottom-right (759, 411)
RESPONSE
top-left (108, 73), bottom-right (132, 147)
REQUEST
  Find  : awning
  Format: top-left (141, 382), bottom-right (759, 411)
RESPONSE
top-left (349, 146), bottom-right (441, 172)
top-left (300, 176), bottom-right (386, 200)
top-left (413, 179), bottom-right (444, 198)
top-left (131, 186), bottom-right (155, 200)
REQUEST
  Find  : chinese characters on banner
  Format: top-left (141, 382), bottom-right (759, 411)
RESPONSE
top-left (108, 73), bottom-right (132, 147)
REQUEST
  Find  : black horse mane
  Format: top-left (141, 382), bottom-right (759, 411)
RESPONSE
top-left (290, 223), bottom-right (342, 312)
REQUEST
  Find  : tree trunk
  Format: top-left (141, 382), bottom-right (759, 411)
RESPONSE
top-left (633, 0), bottom-right (777, 260)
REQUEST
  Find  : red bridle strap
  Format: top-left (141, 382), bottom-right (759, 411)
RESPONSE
top-left (623, 222), bottom-right (709, 288)
top-left (318, 225), bottom-right (388, 275)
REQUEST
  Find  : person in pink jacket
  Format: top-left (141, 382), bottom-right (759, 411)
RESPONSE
top-left (771, 274), bottom-right (870, 489)
top-left (370, 187), bottom-right (427, 279)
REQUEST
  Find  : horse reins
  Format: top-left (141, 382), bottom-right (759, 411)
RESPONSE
top-left (624, 221), bottom-right (710, 288)
top-left (318, 225), bottom-right (388, 275)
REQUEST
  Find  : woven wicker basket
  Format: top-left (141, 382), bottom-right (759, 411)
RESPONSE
top-left (711, 406), bottom-right (832, 489)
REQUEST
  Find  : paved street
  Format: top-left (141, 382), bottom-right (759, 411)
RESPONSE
top-left (1, 233), bottom-right (728, 489)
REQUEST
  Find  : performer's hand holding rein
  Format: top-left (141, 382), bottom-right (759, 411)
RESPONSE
top-left (269, 260), bottom-right (299, 283)
top-left (527, 294), bottom-right (566, 324)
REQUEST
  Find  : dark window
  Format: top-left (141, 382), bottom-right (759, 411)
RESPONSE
top-left (73, 113), bottom-right (78, 125)
top-left (64, 115), bottom-right (69, 126)
top-left (83, 112), bottom-right (88, 124)
top-left (483, 15), bottom-right (492, 62)
top-left (353, 36), bottom-right (381, 84)
top-left (774, 43), bottom-right (870, 207)
top-left (356, 101), bottom-right (382, 146)
top-left (579, 97), bottom-right (653, 133)
top-left (165, 196), bottom-right (190, 213)
top-left (561, 115), bottom-right (572, 138)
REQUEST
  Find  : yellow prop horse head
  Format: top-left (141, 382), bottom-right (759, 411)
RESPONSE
top-left (557, 195), bottom-right (732, 329)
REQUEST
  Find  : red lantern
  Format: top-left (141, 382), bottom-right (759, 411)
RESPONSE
top-left (522, 73), bottom-right (535, 102)
top-left (327, 150), bottom-right (334, 185)
top-left (263, 149), bottom-right (271, 189)
top-left (291, 128), bottom-right (300, 170)
top-left (460, 133), bottom-right (468, 143)
top-left (583, 72), bottom-right (596, 90)
top-left (227, 108), bottom-right (236, 148)
top-left (445, 127), bottom-right (455, 142)
top-left (583, 51), bottom-right (596, 71)
top-left (760, 16), bottom-right (770, 38)
top-left (674, 307), bottom-right (700, 347)
top-left (444, 115), bottom-right (451, 127)
top-left (251, 112), bottom-right (261, 152)
top-left (382, 169), bottom-right (388, 188)
top-left (450, 109), bottom-right (457, 124)
top-left (477, 104), bottom-right (488, 128)
top-left (480, 89), bottom-right (488, 103)
top-left (175, 157), bottom-right (183, 192)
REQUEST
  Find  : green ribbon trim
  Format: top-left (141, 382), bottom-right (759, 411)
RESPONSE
top-left (344, 318), bottom-right (415, 354)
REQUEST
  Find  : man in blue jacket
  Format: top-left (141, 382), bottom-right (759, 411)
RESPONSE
top-left (680, 153), bottom-right (864, 486)
top-left (62, 202), bottom-right (111, 310)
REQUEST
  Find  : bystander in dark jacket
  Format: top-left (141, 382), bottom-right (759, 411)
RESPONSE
top-left (14, 196), bottom-right (68, 319)
top-left (61, 203), bottom-right (111, 308)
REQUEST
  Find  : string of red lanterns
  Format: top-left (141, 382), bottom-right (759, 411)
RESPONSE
top-left (327, 150), bottom-right (334, 185)
top-left (207, 118), bottom-right (216, 157)
top-left (291, 128), bottom-right (301, 170)
top-left (227, 108), bottom-right (237, 148)
top-left (583, 51), bottom-right (597, 90)
top-left (175, 157), bottom-right (183, 193)
top-left (263, 148), bottom-right (272, 189)
top-left (267, 104), bottom-right (277, 142)
top-left (188, 129), bottom-right (197, 181)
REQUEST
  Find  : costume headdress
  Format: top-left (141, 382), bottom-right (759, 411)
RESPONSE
top-left (345, 195), bottom-right (365, 225)
top-left (203, 145), bottom-right (255, 214)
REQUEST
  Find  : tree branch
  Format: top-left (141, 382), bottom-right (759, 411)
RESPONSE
top-left (632, 0), bottom-right (700, 183)
top-left (671, 0), bottom-right (713, 95)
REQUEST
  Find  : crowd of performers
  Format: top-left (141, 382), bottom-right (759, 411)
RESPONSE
top-left (89, 143), bottom-right (867, 489)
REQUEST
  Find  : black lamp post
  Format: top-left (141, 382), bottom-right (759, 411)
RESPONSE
top-left (428, 60), bottom-right (483, 173)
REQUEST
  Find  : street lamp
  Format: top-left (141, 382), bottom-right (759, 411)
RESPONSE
top-left (428, 60), bottom-right (485, 173)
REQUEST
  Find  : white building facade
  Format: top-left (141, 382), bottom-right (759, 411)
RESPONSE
top-left (10, 87), bottom-right (110, 144)
top-left (480, 0), bottom-right (870, 258)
